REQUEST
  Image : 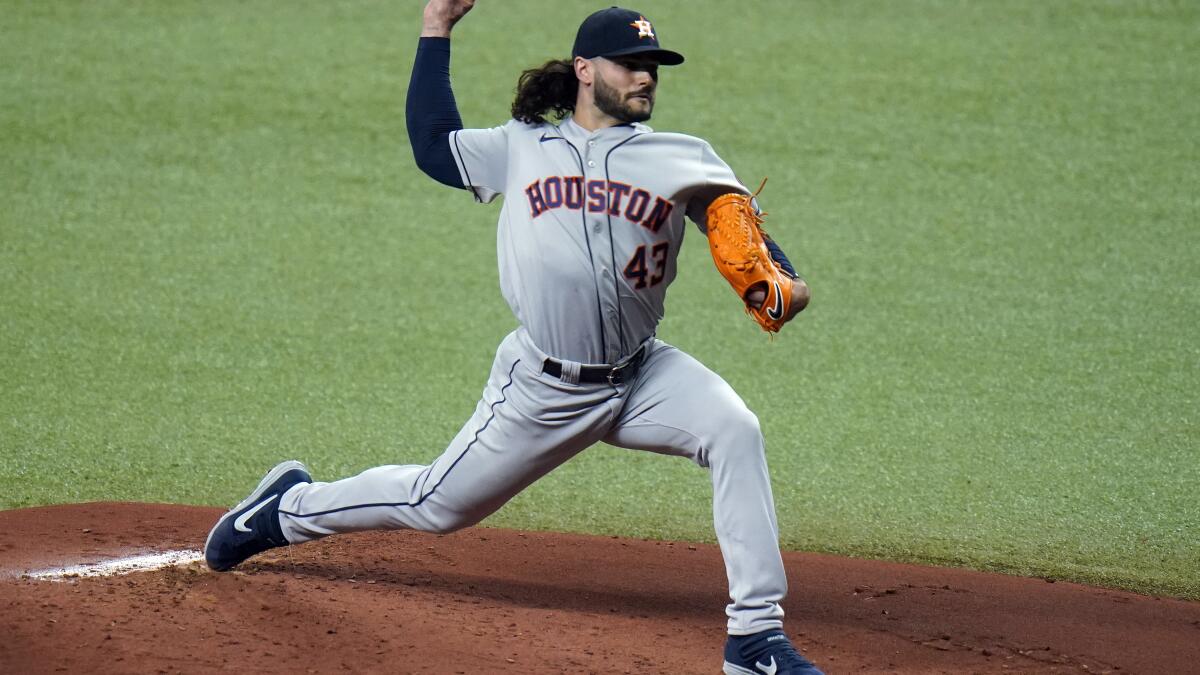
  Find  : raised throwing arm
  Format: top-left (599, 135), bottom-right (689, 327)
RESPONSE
top-left (406, 1), bottom-right (478, 187)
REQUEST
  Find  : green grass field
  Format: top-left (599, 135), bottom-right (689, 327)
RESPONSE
top-left (2, 1), bottom-right (1197, 599)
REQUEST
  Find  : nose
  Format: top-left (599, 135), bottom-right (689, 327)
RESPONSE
top-left (634, 69), bottom-right (656, 87)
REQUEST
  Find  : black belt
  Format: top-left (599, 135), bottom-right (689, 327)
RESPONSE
top-left (543, 345), bottom-right (648, 386)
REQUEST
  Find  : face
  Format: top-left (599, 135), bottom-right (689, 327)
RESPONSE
top-left (591, 55), bottom-right (660, 123)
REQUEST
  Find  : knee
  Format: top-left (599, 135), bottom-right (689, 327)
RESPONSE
top-left (419, 506), bottom-right (482, 535)
top-left (720, 405), bottom-right (763, 441)
top-left (423, 520), bottom-right (465, 536)
top-left (417, 502), bottom-right (482, 533)
top-left (704, 405), bottom-right (765, 461)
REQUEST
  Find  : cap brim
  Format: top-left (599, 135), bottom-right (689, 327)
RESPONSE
top-left (601, 45), bottom-right (685, 66)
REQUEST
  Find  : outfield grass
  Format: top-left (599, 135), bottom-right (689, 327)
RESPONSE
top-left (2, 1), bottom-right (1197, 599)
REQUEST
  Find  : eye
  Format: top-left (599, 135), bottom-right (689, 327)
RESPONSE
top-left (619, 59), bottom-right (657, 76)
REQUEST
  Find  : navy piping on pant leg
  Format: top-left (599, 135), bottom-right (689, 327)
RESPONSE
top-left (280, 359), bottom-right (522, 519)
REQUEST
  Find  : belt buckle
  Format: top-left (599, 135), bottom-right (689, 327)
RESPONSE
top-left (606, 362), bottom-right (627, 387)
top-left (605, 344), bottom-right (644, 386)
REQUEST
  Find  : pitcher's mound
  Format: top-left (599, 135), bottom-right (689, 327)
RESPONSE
top-left (1, 503), bottom-right (1197, 673)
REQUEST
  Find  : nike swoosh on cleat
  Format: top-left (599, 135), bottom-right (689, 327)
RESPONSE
top-left (756, 656), bottom-right (778, 675)
top-left (766, 281), bottom-right (785, 320)
top-left (233, 495), bottom-right (279, 533)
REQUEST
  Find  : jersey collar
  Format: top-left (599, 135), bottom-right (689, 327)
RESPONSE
top-left (560, 115), bottom-right (652, 142)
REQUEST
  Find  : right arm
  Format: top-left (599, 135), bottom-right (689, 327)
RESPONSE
top-left (406, 1), bottom-right (476, 187)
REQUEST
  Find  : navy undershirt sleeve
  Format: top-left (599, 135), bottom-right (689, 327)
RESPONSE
top-left (764, 237), bottom-right (799, 279)
top-left (406, 37), bottom-right (466, 188)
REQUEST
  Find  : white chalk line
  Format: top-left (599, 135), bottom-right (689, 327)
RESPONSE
top-left (23, 550), bottom-right (204, 581)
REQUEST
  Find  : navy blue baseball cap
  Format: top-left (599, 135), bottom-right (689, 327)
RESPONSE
top-left (571, 7), bottom-right (685, 66)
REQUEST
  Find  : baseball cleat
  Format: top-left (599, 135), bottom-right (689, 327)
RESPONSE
top-left (204, 460), bottom-right (311, 572)
top-left (723, 629), bottom-right (824, 675)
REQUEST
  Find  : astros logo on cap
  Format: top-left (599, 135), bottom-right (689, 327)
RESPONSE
top-left (630, 16), bottom-right (655, 39)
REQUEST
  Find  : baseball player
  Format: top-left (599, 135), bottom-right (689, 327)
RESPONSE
top-left (205, 2), bottom-right (819, 673)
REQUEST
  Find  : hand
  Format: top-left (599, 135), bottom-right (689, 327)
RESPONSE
top-left (421, 0), bottom-right (476, 37)
top-left (745, 278), bottom-right (809, 324)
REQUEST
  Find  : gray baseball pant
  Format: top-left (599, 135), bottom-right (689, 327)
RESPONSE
top-left (278, 327), bottom-right (787, 634)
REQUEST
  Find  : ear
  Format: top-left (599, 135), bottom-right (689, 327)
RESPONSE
top-left (574, 56), bottom-right (594, 87)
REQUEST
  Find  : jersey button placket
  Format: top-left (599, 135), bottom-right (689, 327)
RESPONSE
top-left (582, 138), bottom-right (618, 361)
top-left (583, 144), bottom-right (601, 232)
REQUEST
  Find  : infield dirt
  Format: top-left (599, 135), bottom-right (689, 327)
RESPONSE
top-left (1, 503), bottom-right (1197, 674)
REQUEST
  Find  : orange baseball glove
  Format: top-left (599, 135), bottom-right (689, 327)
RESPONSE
top-left (705, 181), bottom-right (795, 333)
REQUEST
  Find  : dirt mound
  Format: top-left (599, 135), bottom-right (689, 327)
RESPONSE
top-left (1, 503), bottom-right (1197, 673)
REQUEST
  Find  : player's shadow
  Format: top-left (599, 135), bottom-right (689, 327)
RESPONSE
top-left (265, 558), bottom-right (726, 620)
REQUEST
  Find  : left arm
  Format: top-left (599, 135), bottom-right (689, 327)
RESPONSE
top-left (688, 141), bottom-right (809, 328)
top-left (699, 187), bottom-right (810, 330)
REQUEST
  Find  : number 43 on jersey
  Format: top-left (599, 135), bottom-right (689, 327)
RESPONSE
top-left (624, 241), bottom-right (669, 289)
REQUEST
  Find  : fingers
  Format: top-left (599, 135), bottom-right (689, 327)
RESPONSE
top-left (422, 0), bottom-right (476, 37)
top-left (745, 288), bottom-right (767, 310)
top-left (436, 0), bottom-right (476, 20)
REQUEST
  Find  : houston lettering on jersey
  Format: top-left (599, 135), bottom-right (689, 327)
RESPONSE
top-left (525, 176), bottom-right (673, 232)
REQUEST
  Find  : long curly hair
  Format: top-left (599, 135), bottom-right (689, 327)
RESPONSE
top-left (511, 58), bottom-right (578, 125)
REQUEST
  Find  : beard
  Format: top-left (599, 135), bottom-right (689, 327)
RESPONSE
top-left (593, 71), bottom-right (655, 123)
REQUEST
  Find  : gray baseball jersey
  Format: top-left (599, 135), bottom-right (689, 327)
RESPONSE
top-left (450, 117), bottom-right (746, 363)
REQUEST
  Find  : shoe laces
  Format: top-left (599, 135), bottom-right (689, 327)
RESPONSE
top-left (742, 633), bottom-right (814, 671)
top-left (769, 645), bottom-right (815, 670)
